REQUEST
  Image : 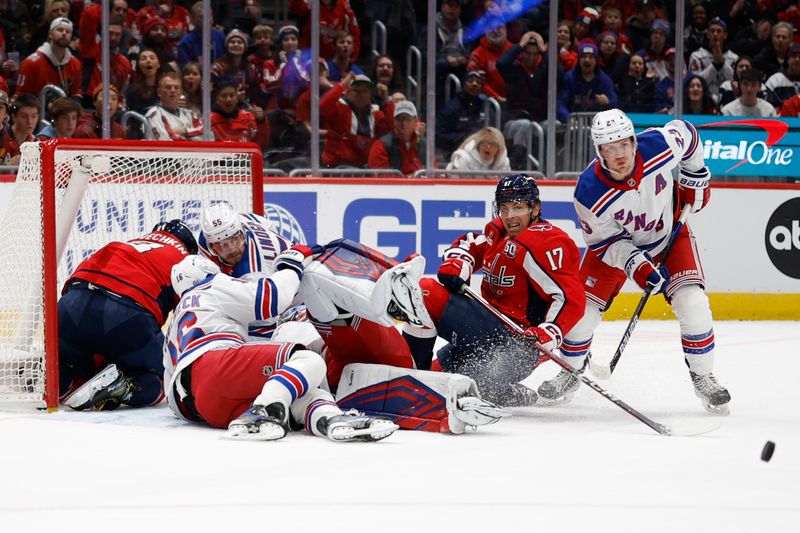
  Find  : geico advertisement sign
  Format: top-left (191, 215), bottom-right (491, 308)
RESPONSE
top-left (262, 187), bottom-right (585, 274)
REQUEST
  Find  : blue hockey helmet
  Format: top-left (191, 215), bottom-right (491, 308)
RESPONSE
top-left (153, 219), bottom-right (198, 254)
top-left (494, 174), bottom-right (540, 216)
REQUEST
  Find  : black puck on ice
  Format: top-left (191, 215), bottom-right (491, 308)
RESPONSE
top-left (761, 441), bottom-right (775, 462)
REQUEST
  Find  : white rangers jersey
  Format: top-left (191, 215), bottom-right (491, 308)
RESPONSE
top-left (199, 213), bottom-right (295, 338)
top-left (574, 119), bottom-right (705, 272)
top-left (162, 269), bottom-right (300, 421)
top-left (144, 105), bottom-right (204, 141)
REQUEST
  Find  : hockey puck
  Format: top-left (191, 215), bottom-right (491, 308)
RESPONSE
top-left (761, 441), bottom-right (775, 462)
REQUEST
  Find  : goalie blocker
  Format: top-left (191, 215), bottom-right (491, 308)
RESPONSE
top-left (335, 363), bottom-right (506, 434)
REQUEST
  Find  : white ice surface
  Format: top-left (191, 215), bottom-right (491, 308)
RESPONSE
top-left (1, 320), bottom-right (798, 533)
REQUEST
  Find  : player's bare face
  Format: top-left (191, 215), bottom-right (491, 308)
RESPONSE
top-left (499, 201), bottom-right (535, 238)
top-left (599, 139), bottom-right (635, 179)
top-left (211, 232), bottom-right (245, 265)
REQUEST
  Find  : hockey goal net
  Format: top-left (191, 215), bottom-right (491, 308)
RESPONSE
top-left (0, 139), bottom-right (263, 409)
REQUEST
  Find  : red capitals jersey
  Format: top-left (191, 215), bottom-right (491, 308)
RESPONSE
top-left (16, 49), bottom-right (82, 98)
top-left (465, 217), bottom-right (585, 335)
top-left (65, 231), bottom-right (190, 325)
top-left (289, 0), bottom-right (360, 61)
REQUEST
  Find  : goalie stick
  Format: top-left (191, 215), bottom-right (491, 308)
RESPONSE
top-left (590, 204), bottom-right (692, 380)
top-left (462, 285), bottom-right (719, 437)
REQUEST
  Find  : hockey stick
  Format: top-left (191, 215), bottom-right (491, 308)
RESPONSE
top-left (589, 204), bottom-right (692, 380)
top-left (461, 285), bottom-right (718, 436)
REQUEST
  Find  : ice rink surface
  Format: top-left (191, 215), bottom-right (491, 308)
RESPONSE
top-left (1, 320), bottom-right (798, 533)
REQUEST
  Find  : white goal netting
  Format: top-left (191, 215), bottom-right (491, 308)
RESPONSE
top-left (0, 140), bottom-right (261, 408)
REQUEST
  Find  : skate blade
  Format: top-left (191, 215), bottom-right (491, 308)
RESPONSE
top-left (224, 422), bottom-right (286, 441)
top-left (328, 420), bottom-right (399, 442)
top-left (64, 365), bottom-right (120, 410)
top-left (702, 402), bottom-right (730, 416)
top-left (661, 419), bottom-right (722, 437)
top-left (535, 393), bottom-right (576, 406)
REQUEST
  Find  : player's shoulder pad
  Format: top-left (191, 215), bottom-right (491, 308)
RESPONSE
top-left (635, 128), bottom-right (670, 160)
top-left (574, 159), bottom-right (609, 210)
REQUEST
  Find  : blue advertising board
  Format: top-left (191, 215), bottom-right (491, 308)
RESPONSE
top-left (629, 114), bottom-right (800, 178)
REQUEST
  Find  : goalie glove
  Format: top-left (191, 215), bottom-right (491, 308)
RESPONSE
top-left (437, 246), bottom-right (475, 294)
top-left (624, 250), bottom-right (668, 293)
top-left (677, 166), bottom-right (711, 213)
top-left (275, 244), bottom-right (322, 279)
top-left (523, 322), bottom-right (563, 353)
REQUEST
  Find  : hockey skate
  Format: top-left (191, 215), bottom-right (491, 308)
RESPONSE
top-left (690, 372), bottom-right (731, 415)
top-left (483, 383), bottom-right (538, 407)
top-left (383, 256), bottom-right (434, 329)
top-left (227, 402), bottom-right (288, 440)
top-left (318, 411), bottom-right (399, 442)
top-left (454, 396), bottom-right (507, 426)
top-left (64, 364), bottom-right (133, 411)
top-left (538, 369), bottom-right (581, 403)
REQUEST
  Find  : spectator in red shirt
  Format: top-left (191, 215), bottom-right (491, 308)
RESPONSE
top-left (85, 15), bottom-right (133, 101)
top-left (74, 84), bottom-right (127, 139)
top-left (37, 97), bottom-right (81, 139)
top-left (320, 72), bottom-right (394, 168)
top-left (289, 0), bottom-right (360, 61)
top-left (296, 59), bottom-right (334, 137)
top-left (368, 100), bottom-right (426, 176)
top-left (0, 90), bottom-right (10, 163)
top-left (557, 21), bottom-right (579, 71)
top-left (247, 24), bottom-right (274, 106)
top-left (16, 17), bottom-right (82, 100)
top-left (467, 18), bottom-right (513, 102)
top-left (2, 94), bottom-right (39, 165)
top-left (136, 0), bottom-right (190, 52)
top-left (211, 79), bottom-right (269, 150)
top-left (80, 1), bottom-right (135, 93)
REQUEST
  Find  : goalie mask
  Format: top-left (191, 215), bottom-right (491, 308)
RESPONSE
top-left (153, 219), bottom-right (198, 254)
top-left (202, 203), bottom-right (243, 244)
top-left (171, 255), bottom-right (220, 295)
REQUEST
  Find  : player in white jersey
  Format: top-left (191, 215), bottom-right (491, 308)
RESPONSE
top-left (163, 252), bottom-right (398, 441)
top-left (544, 108), bottom-right (731, 414)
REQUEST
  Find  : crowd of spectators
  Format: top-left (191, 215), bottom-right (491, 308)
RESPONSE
top-left (1, 0), bottom-right (800, 174)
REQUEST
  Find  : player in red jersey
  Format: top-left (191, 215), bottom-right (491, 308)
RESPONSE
top-left (403, 175), bottom-right (586, 406)
top-left (59, 220), bottom-right (197, 411)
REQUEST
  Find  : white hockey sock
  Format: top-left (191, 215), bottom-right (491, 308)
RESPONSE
top-left (671, 285), bottom-right (715, 375)
top-left (560, 304), bottom-right (602, 370)
top-left (290, 388), bottom-right (342, 437)
top-left (255, 349), bottom-right (326, 407)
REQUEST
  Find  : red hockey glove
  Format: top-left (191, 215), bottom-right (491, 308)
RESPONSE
top-left (524, 322), bottom-right (563, 352)
top-left (437, 246), bottom-right (475, 293)
top-left (624, 250), bottom-right (669, 293)
top-left (677, 166), bottom-right (711, 213)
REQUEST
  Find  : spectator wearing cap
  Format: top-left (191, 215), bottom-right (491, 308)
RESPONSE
top-left (85, 15), bottom-right (133, 103)
top-left (419, 0), bottom-right (469, 108)
top-left (289, 0), bottom-right (361, 62)
top-left (497, 31), bottom-right (555, 152)
top-left (557, 41), bottom-right (618, 122)
top-left (721, 67), bottom-right (776, 116)
top-left (467, 19), bottom-right (513, 102)
top-left (689, 18), bottom-right (738, 104)
top-left (636, 18), bottom-right (671, 82)
top-left (211, 29), bottom-right (261, 108)
top-left (654, 47), bottom-right (681, 113)
top-left (16, 17), bottom-right (82, 100)
top-left (136, 0), bottom-right (190, 52)
top-left (368, 100), bottom-right (427, 176)
top-left (0, 90), bottom-right (10, 163)
top-left (754, 21), bottom-right (793, 79)
top-left (327, 30), bottom-right (365, 83)
top-left (37, 97), bottom-right (81, 139)
top-left (2, 94), bottom-right (39, 165)
top-left (574, 9), bottom-right (598, 43)
top-left (176, 2), bottom-right (226, 67)
top-left (74, 84), bottom-right (127, 139)
top-left (262, 25), bottom-right (307, 111)
top-left (144, 72), bottom-right (204, 141)
top-left (446, 126), bottom-right (510, 176)
top-left (320, 72), bottom-right (394, 168)
top-left (211, 79), bottom-right (270, 151)
top-left (765, 43), bottom-right (800, 111)
top-left (133, 16), bottom-right (178, 72)
top-left (436, 70), bottom-right (488, 156)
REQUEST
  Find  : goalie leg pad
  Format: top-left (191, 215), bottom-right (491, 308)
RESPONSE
top-left (335, 363), bottom-right (506, 434)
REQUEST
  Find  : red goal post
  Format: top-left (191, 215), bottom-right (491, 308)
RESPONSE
top-left (0, 139), bottom-right (264, 410)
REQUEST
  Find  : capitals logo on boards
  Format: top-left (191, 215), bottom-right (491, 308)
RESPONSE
top-left (262, 192), bottom-right (317, 245)
top-left (699, 119), bottom-right (793, 173)
top-left (765, 197), bottom-right (800, 279)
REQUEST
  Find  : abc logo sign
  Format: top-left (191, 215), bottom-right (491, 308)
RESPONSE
top-left (765, 198), bottom-right (800, 279)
